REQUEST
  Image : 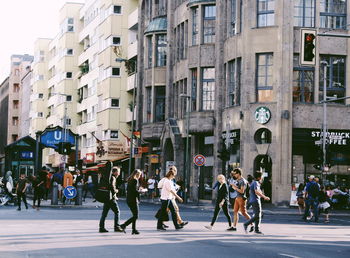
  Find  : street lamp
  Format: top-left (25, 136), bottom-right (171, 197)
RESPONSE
top-left (180, 93), bottom-right (191, 203)
top-left (115, 57), bottom-right (137, 177)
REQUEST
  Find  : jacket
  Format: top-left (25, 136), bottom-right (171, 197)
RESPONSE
top-left (216, 183), bottom-right (229, 203)
top-left (126, 179), bottom-right (140, 203)
top-left (110, 175), bottom-right (119, 200)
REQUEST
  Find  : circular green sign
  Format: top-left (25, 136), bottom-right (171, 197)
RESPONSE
top-left (254, 106), bottom-right (271, 124)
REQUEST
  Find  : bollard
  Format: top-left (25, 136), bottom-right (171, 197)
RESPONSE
top-left (51, 182), bottom-right (58, 205)
top-left (75, 182), bottom-right (83, 206)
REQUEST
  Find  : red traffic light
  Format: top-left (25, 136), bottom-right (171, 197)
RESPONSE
top-left (305, 34), bottom-right (315, 42)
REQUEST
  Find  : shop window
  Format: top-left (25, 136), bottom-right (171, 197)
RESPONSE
top-left (257, 0), bottom-right (275, 27)
top-left (254, 128), bottom-right (272, 144)
top-left (256, 53), bottom-right (274, 102)
top-left (203, 5), bottom-right (216, 44)
top-left (320, 0), bottom-right (347, 29)
top-left (294, 0), bottom-right (315, 27)
top-left (319, 55), bottom-right (346, 104)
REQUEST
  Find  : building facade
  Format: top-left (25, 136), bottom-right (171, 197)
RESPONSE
top-left (137, 0), bottom-right (350, 204)
top-left (0, 77), bottom-right (9, 175)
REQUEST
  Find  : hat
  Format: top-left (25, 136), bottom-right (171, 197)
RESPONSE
top-left (309, 175), bottom-right (315, 180)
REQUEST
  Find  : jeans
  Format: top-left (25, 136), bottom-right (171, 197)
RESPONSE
top-left (99, 200), bottom-right (120, 229)
top-left (17, 192), bottom-right (28, 209)
top-left (83, 183), bottom-right (95, 199)
top-left (244, 201), bottom-right (262, 232)
top-left (123, 200), bottom-right (139, 230)
top-left (303, 197), bottom-right (319, 222)
top-left (157, 199), bottom-right (180, 229)
top-left (211, 201), bottom-right (232, 227)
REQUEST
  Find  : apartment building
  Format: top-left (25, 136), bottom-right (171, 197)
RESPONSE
top-left (0, 77), bottom-right (9, 175)
top-left (137, 0), bottom-right (350, 204)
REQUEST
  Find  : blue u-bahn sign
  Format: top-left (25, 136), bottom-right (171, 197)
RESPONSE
top-left (40, 126), bottom-right (76, 149)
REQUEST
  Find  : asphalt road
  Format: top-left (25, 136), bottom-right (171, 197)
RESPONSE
top-left (0, 201), bottom-right (349, 258)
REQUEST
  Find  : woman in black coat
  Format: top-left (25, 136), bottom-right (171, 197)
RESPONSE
top-left (121, 169), bottom-right (142, 234)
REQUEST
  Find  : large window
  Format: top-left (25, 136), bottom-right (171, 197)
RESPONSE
top-left (155, 87), bottom-right (166, 122)
top-left (147, 36), bottom-right (153, 68)
top-left (320, 56), bottom-right (346, 104)
top-left (293, 55), bottom-right (314, 103)
top-left (192, 7), bottom-right (199, 45)
top-left (156, 34), bottom-right (167, 67)
top-left (202, 68), bottom-right (215, 110)
top-left (320, 0), bottom-right (347, 29)
top-left (155, 0), bottom-right (167, 17)
top-left (227, 58), bottom-right (241, 106)
top-left (256, 53), bottom-right (273, 102)
top-left (257, 0), bottom-right (275, 27)
top-left (203, 5), bottom-right (216, 43)
top-left (230, 0), bottom-right (237, 35)
top-left (294, 0), bottom-right (315, 27)
top-left (191, 69), bottom-right (198, 111)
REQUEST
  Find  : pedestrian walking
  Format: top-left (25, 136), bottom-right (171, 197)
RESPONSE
top-left (318, 185), bottom-right (331, 223)
top-left (156, 166), bottom-right (183, 231)
top-left (230, 168), bottom-right (252, 231)
top-left (243, 171), bottom-right (270, 235)
top-left (44, 170), bottom-right (52, 200)
top-left (147, 176), bottom-right (156, 201)
top-left (63, 170), bottom-right (73, 204)
top-left (16, 173), bottom-right (28, 210)
top-left (31, 175), bottom-right (44, 210)
top-left (227, 171), bottom-right (237, 209)
top-left (302, 175), bottom-right (320, 223)
top-left (121, 169), bottom-right (142, 234)
top-left (99, 166), bottom-right (124, 233)
top-left (296, 183), bottom-right (305, 215)
top-left (83, 174), bottom-right (96, 201)
top-left (205, 174), bottom-right (234, 231)
top-left (52, 169), bottom-right (63, 201)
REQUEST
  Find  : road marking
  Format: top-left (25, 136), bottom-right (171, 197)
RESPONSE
top-left (252, 240), bottom-right (350, 247)
top-left (279, 253), bottom-right (300, 258)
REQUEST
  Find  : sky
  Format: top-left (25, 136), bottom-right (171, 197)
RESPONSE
top-left (0, 0), bottom-right (84, 83)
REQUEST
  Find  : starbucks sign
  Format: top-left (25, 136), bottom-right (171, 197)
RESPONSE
top-left (254, 107), bottom-right (271, 125)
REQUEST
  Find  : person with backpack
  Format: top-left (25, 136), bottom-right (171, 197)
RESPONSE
top-left (302, 175), bottom-right (320, 223)
top-left (99, 165), bottom-right (124, 233)
top-left (230, 168), bottom-right (253, 232)
top-left (120, 169), bottom-right (142, 234)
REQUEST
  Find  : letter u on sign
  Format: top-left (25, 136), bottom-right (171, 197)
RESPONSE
top-left (54, 131), bottom-right (62, 141)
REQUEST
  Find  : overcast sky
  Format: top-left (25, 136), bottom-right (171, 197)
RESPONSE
top-left (0, 0), bottom-right (84, 83)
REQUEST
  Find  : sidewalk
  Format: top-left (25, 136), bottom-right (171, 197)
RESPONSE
top-left (29, 196), bottom-right (350, 217)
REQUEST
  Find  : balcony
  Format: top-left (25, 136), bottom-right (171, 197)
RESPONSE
top-left (127, 40), bottom-right (138, 59)
top-left (126, 107), bottom-right (137, 123)
top-left (128, 8), bottom-right (138, 30)
top-left (127, 73), bottom-right (136, 91)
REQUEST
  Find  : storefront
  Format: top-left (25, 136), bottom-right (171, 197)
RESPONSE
top-left (292, 128), bottom-right (350, 187)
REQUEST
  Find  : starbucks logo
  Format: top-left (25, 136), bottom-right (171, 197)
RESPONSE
top-left (254, 107), bottom-right (271, 125)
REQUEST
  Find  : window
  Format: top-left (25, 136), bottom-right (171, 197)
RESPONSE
top-left (147, 36), bottom-right (153, 68)
top-left (191, 69), bottom-right (198, 111)
top-left (294, 0), bottom-right (315, 27)
top-left (320, 0), bottom-right (347, 29)
top-left (66, 72), bottom-right (73, 79)
top-left (202, 68), bottom-right (215, 110)
top-left (192, 7), bottom-right (199, 45)
top-left (37, 112), bottom-right (43, 118)
top-left (227, 58), bottom-right (241, 106)
top-left (12, 135), bottom-right (18, 142)
top-left (256, 53), bottom-right (273, 102)
top-left (254, 128), bottom-right (272, 144)
top-left (111, 98), bottom-right (120, 107)
top-left (203, 5), bottom-right (216, 43)
top-left (320, 56), bottom-right (346, 104)
top-left (66, 118), bottom-right (72, 126)
top-left (155, 86), bottom-right (166, 122)
top-left (66, 95), bottom-right (72, 102)
top-left (13, 100), bottom-right (19, 109)
top-left (146, 87), bottom-right (152, 123)
top-left (38, 93), bottom-right (44, 99)
top-left (257, 0), bottom-right (275, 27)
top-left (66, 49), bottom-right (74, 55)
top-left (12, 117), bottom-right (19, 126)
top-left (112, 36), bottom-right (121, 45)
top-left (155, 0), bottom-right (167, 16)
top-left (293, 55), bottom-right (314, 103)
top-left (13, 83), bottom-right (20, 92)
top-left (230, 0), bottom-right (237, 35)
top-left (67, 18), bottom-right (74, 32)
top-left (156, 34), bottom-right (167, 67)
top-left (113, 5), bottom-right (122, 14)
top-left (112, 67), bottom-right (120, 76)
top-left (110, 130), bottom-right (119, 139)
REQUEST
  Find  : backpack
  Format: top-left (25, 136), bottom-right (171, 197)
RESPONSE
top-left (308, 182), bottom-right (320, 198)
top-left (95, 162), bottom-right (113, 203)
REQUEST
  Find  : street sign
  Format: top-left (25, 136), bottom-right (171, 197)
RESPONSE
top-left (193, 154), bottom-right (206, 167)
top-left (63, 186), bottom-right (77, 199)
top-left (41, 126), bottom-right (76, 149)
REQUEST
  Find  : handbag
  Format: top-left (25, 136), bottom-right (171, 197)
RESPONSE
top-left (319, 201), bottom-right (330, 210)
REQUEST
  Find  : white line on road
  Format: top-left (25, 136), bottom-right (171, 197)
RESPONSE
top-left (279, 253), bottom-right (301, 258)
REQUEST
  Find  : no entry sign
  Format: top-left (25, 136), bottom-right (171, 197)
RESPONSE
top-left (193, 154), bottom-right (206, 167)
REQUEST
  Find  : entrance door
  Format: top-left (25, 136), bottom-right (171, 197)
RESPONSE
top-left (254, 155), bottom-right (272, 202)
top-left (19, 165), bottom-right (34, 177)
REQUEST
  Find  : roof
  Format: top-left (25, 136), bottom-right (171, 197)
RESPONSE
top-left (5, 136), bottom-right (37, 149)
top-left (145, 17), bottom-right (167, 34)
top-left (188, 0), bottom-right (216, 6)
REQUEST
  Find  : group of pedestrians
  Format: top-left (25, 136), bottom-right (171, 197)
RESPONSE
top-left (205, 169), bottom-right (270, 235)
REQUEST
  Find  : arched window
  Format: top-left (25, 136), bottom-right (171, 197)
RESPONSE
top-left (254, 128), bottom-right (272, 144)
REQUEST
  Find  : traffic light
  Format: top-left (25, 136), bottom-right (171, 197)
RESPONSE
top-left (56, 142), bottom-right (73, 155)
top-left (301, 30), bottom-right (316, 66)
top-left (218, 148), bottom-right (230, 161)
top-left (313, 164), bottom-right (322, 171)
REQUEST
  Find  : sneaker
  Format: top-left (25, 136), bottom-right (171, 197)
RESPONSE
top-left (255, 231), bottom-right (264, 235)
top-left (249, 226), bottom-right (254, 232)
top-left (243, 224), bottom-right (248, 234)
top-left (99, 228), bottom-right (109, 233)
top-left (204, 225), bottom-right (213, 230)
top-left (132, 230), bottom-right (140, 235)
top-left (226, 227), bottom-right (236, 231)
top-left (162, 224), bottom-right (169, 228)
top-left (180, 221), bottom-right (189, 227)
top-left (175, 226), bottom-right (183, 230)
top-left (114, 226), bottom-right (125, 233)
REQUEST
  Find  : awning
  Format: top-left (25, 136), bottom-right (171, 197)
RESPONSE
top-left (145, 17), bottom-right (167, 35)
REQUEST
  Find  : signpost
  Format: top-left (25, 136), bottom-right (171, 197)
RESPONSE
top-left (193, 154), bottom-right (206, 167)
top-left (63, 186), bottom-right (77, 199)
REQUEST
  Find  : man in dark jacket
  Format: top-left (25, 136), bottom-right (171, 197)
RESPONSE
top-left (99, 166), bottom-right (124, 233)
top-left (302, 175), bottom-right (320, 222)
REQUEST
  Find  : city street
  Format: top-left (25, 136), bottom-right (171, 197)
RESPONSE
top-left (0, 201), bottom-right (349, 258)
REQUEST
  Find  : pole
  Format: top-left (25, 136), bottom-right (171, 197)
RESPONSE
top-left (63, 101), bottom-right (68, 171)
top-left (75, 135), bottom-right (79, 170)
top-left (184, 97), bottom-right (190, 203)
top-left (35, 132), bottom-right (40, 175)
top-left (128, 63), bottom-right (137, 176)
top-left (322, 63), bottom-right (327, 182)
